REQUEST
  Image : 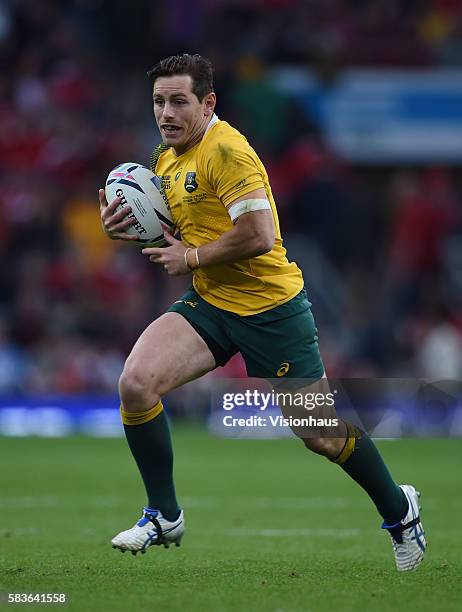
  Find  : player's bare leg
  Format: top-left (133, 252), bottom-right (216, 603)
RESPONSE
top-left (112, 312), bottom-right (215, 554)
top-left (119, 312), bottom-right (215, 412)
top-left (277, 375), bottom-right (347, 459)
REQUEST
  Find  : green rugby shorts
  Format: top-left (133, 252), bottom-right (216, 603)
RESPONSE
top-left (168, 288), bottom-right (325, 381)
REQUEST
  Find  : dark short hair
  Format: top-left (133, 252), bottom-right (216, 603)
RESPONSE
top-left (147, 54), bottom-right (214, 101)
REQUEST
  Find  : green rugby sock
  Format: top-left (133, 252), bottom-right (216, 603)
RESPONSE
top-left (123, 408), bottom-right (180, 522)
top-left (334, 428), bottom-right (408, 524)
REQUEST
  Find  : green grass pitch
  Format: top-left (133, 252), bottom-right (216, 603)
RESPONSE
top-left (1, 428), bottom-right (461, 611)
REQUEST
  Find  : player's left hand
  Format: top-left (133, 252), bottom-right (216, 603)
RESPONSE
top-left (142, 232), bottom-right (190, 275)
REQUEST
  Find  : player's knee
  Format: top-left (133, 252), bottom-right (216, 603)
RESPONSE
top-left (302, 437), bottom-right (340, 458)
top-left (118, 366), bottom-right (160, 413)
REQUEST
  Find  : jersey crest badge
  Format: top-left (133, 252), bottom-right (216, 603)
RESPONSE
top-left (184, 172), bottom-right (198, 193)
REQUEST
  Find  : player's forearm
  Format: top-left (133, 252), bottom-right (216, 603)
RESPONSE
top-left (188, 217), bottom-right (274, 269)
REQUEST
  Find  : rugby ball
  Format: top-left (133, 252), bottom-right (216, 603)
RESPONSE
top-left (105, 162), bottom-right (174, 247)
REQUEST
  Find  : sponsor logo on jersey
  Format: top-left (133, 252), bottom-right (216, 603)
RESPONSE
top-left (276, 362), bottom-right (290, 377)
top-left (184, 192), bottom-right (207, 205)
top-left (184, 172), bottom-right (198, 193)
top-left (160, 175), bottom-right (171, 190)
top-left (175, 170), bottom-right (182, 182)
top-left (234, 178), bottom-right (247, 191)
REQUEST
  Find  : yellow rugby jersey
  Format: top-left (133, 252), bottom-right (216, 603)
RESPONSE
top-left (152, 119), bottom-right (303, 315)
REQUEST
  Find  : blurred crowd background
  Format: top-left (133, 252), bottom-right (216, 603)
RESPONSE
top-left (1, 0), bottom-right (462, 395)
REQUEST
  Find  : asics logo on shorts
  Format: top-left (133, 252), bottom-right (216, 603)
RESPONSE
top-left (277, 362), bottom-right (290, 377)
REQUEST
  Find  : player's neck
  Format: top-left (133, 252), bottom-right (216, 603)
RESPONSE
top-left (172, 114), bottom-right (217, 156)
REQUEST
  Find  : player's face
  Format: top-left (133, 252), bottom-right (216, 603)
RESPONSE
top-left (153, 75), bottom-right (216, 155)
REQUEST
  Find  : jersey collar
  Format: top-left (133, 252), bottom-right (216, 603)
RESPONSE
top-left (205, 113), bottom-right (219, 135)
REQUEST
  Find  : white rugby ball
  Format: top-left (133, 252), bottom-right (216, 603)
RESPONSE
top-left (105, 162), bottom-right (174, 247)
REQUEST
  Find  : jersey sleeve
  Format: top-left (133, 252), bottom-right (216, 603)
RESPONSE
top-left (202, 135), bottom-right (266, 208)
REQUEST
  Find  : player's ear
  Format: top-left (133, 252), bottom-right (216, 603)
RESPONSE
top-left (204, 92), bottom-right (216, 117)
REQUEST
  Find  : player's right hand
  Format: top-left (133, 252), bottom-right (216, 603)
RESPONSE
top-left (99, 189), bottom-right (139, 241)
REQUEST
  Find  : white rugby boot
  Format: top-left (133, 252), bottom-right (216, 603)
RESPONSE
top-left (111, 508), bottom-right (184, 555)
top-left (382, 485), bottom-right (426, 571)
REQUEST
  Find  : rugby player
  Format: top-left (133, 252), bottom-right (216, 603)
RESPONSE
top-left (98, 54), bottom-right (425, 571)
